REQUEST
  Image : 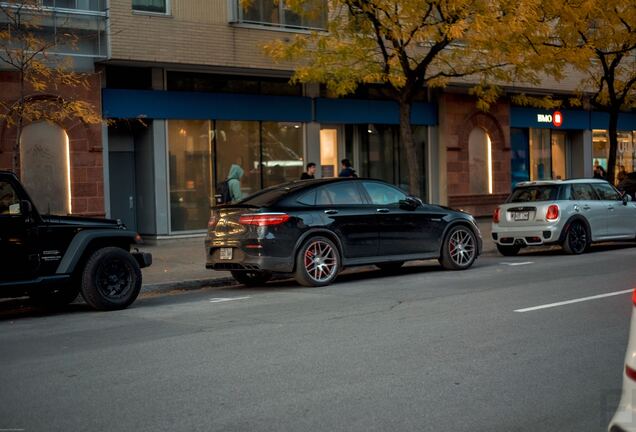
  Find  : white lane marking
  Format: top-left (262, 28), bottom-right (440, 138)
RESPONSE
top-left (501, 261), bottom-right (534, 266)
top-left (209, 296), bottom-right (251, 303)
top-left (514, 289), bottom-right (632, 313)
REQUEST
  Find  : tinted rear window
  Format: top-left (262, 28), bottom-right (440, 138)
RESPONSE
top-left (238, 188), bottom-right (289, 207)
top-left (507, 186), bottom-right (560, 203)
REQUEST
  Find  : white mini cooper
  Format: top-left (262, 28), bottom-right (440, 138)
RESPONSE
top-left (491, 179), bottom-right (636, 256)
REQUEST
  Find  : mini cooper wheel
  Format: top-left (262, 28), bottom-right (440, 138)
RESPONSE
top-left (295, 236), bottom-right (340, 287)
top-left (375, 261), bottom-right (404, 272)
top-left (496, 244), bottom-right (521, 257)
top-left (81, 247), bottom-right (142, 311)
top-left (230, 270), bottom-right (272, 286)
top-left (439, 226), bottom-right (477, 270)
top-left (562, 221), bottom-right (589, 255)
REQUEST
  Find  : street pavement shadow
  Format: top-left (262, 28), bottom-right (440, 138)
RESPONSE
top-left (0, 298), bottom-right (93, 321)
top-left (518, 242), bottom-right (636, 257)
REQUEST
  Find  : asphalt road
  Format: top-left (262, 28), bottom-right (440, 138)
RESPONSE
top-left (2, 245), bottom-right (636, 432)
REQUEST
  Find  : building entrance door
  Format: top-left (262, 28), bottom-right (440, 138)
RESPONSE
top-left (319, 126), bottom-right (342, 178)
top-left (551, 131), bottom-right (569, 180)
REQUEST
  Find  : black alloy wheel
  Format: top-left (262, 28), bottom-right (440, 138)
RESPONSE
top-left (230, 270), bottom-right (272, 286)
top-left (563, 222), bottom-right (588, 255)
top-left (439, 226), bottom-right (477, 270)
top-left (295, 236), bottom-right (340, 287)
top-left (496, 244), bottom-right (521, 257)
top-left (81, 247), bottom-right (142, 310)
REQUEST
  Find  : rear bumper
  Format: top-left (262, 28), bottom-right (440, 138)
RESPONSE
top-left (609, 376), bottom-right (636, 432)
top-left (491, 223), bottom-right (561, 246)
top-left (206, 244), bottom-right (294, 273)
top-left (132, 252), bottom-right (153, 269)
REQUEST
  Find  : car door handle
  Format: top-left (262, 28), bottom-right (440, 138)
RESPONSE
top-left (376, 208), bottom-right (390, 213)
top-left (608, 206), bottom-right (614, 210)
top-left (582, 205), bottom-right (591, 210)
top-left (324, 209), bottom-right (338, 215)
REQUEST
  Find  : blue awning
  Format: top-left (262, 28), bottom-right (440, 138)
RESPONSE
top-left (102, 89), bottom-right (313, 122)
top-left (315, 98), bottom-right (437, 125)
top-left (511, 106), bottom-right (636, 130)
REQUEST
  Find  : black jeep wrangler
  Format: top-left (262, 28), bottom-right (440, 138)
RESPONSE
top-left (0, 171), bottom-right (152, 310)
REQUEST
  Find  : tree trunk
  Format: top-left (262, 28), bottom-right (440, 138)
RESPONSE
top-left (607, 108), bottom-right (619, 185)
top-left (398, 99), bottom-right (422, 198)
top-left (12, 114), bottom-right (22, 177)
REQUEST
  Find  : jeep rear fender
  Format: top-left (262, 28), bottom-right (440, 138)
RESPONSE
top-left (56, 230), bottom-right (139, 274)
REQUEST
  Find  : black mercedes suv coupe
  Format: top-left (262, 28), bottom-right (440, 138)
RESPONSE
top-left (206, 178), bottom-right (482, 287)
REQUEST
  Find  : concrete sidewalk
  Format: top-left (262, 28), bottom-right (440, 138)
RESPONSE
top-left (140, 217), bottom-right (496, 293)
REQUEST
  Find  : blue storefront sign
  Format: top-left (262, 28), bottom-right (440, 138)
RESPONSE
top-left (511, 107), bottom-right (636, 130)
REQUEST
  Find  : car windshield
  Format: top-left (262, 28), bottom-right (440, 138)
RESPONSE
top-left (507, 185), bottom-right (559, 203)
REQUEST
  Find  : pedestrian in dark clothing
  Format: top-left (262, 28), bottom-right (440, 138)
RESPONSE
top-left (300, 162), bottom-right (316, 180)
top-left (338, 159), bottom-right (358, 178)
top-left (618, 171), bottom-right (636, 200)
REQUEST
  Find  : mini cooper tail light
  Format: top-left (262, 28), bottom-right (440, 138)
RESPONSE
top-left (239, 213), bottom-right (290, 226)
top-left (546, 204), bottom-right (559, 221)
top-left (493, 207), bottom-right (500, 224)
top-left (632, 289), bottom-right (636, 306)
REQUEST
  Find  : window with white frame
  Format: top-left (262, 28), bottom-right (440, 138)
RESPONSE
top-left (238, 0), bottom-right (327, 30)
top-left (132, 0), bottom-right (168, 14)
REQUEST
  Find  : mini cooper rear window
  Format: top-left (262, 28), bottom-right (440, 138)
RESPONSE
top-left (507, 185), bottom-right (560, 203)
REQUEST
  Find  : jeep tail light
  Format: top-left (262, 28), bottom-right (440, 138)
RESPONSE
top-left (239, 213), bottom-right (290, 226)
top-left (493, 208), bottom-right (500, 224)
top-left (546, 204), bottom-right (559, 221)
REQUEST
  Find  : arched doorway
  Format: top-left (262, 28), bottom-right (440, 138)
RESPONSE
top-left (20, 121), bottom-right (71, 215)
top-left (468, 127), bottom-right (493, 195)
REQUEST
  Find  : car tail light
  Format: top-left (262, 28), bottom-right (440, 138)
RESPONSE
top-left (493, 208), bottom-right (500, 224)
top-left (546, 204), bottom-right (559, 221)
top-left (208, 212), bottom-right (219, 229)
top-left (239, 213), bottom-right (290, 226)
top-left (626, 365), bottom-right (636, 381)
top-left (632, 289), bottom-right (636, 306)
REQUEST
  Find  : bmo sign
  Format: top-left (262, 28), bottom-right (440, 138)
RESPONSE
top-left (537, 111), bottom-right (563, 127)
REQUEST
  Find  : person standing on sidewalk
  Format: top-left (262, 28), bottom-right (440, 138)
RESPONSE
top-left (339, 159), bottom-right (358, 178)
top-left (227, 164), bottom-right (244, 202)
top-left (301, 162), bottom-right (316, 180)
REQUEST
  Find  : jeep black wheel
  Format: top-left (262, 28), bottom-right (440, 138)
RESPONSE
top-left (230, 270), bottom-right (272, 286)
top-left (563, 221), bottom-right (588, 255)
top-left (30, 285), bottom-right (79, 308)
top-left (496, 244), bottom-right (521, 256)
top-left (81, 247), bottom-right (142, 311)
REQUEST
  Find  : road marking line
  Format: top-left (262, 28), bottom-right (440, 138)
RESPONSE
top-left (209, 296), bottom-right (251, 303)
top-left (514, 289), bottom-right (632, 312)
top-left (501, 261), bottom-right (534, 266)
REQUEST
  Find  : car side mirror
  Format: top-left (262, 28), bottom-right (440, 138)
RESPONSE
top-left (19, 200), bottom-right (32, 216)
top-left (623, 194), bottom-right (632, 205)
top-left (399, 197), bottom-right (420, 211)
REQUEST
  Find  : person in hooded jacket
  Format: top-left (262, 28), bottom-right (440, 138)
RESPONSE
top-left (227, 164), bottom-right (244, 202)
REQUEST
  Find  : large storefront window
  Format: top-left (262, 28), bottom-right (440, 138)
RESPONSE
top-left (215, 121), bottom-right (260, 197)
top-left (168, 120), bottom-right (305, 232)
top-left (168, 120), bottom-right (212, 232)
top-left (593, 129), bottom-right (635, 184)
top-left (512, 128), bottom-right (574, 184)
top-left (356, 124), bottom-right (427, 194)
top-left (262, 122), bottom-right (304, 187)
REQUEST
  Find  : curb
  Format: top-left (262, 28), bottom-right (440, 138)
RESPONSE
top-left (141, 249), bottom-right (501, 295)
top-left (142, 276), bottom-right (238, 294)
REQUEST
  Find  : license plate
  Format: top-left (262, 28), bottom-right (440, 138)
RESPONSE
top-left (514, 211), bottom-right (529, 221)
top-left (220, 248), bottom-right (233, 260)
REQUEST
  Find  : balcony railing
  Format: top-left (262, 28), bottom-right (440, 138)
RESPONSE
top-left (0, 1), bottom-right (107, 59)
